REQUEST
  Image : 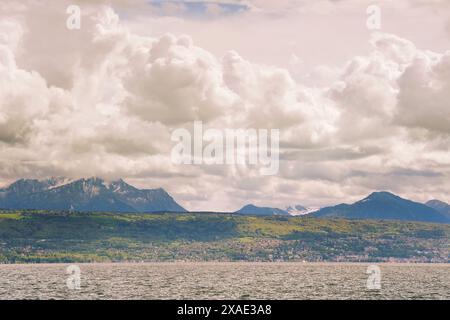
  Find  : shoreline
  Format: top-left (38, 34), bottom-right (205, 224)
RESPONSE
top-left (0, 261), bottom-right (449, 267)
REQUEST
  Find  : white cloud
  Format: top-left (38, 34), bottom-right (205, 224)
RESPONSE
top-left (0, 1), bottom-right (449, 211)
top-left (396, 52), bottom-right (450, 134)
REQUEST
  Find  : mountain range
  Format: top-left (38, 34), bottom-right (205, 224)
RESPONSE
top-left (286, 205), bottom-right (320, 216)
top-left (236, 192), bottom-right (449, 224)
top-left (0, 177), bottom-right (186, 213)
top-left (0, 178), bottom-right (448, 223)
top-left (311, 191), bottom-right (449, 223)
top-left (235, 204), bottom-right (317, 216)
top-left (235, 204), bottom-right (289, 216)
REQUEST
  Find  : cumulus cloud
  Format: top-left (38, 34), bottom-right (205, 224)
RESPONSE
top-left (396, 52), bottom-right (450, 134)
top-left (0, 0), bottom-right (449, 210)
top-left (123, 34), bottom-right (237, 125)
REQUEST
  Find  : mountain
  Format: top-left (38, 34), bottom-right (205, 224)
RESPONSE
top-left (286, 205), bottom-right (320, 216)
top-left (312, 191), bottom-right (449, 223)
top-left (425, 200), bottom-right (450, 219)
top-left (0, 177), bottom-right (70, 198)
top-left (106, 179), bottom-right (186, 212)
top-left (286, 204), bottom-right (307, 214)
top-left (236, 204), bottom-right (289, 216)
top-left (0, 177), bottom-right (186, 213)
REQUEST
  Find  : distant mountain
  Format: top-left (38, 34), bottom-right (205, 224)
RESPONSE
top-left (0, 177), bottom-right (71, 197)
top-left (286, 204), bottom-right (306, 214)
top-left (236, 204), bottom-right (289, 216)
top-left (0, 177), bottom-right (186, 213)
top-left (312, 191), bottom-right (449, 223)
top-left (286, 205), bottom-right (320, 216)
top-left (106, 179), bottom-right (186, 212)
top-left (425, 200), bottom-right (450, 219)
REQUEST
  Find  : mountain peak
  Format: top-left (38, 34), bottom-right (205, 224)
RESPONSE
top-left (236, 204), bottom-right (289, 216)
top-left (425, 199), bottom-right (450, 218)
top-left (1, 177), bottom-right (70, 195)
top-left (286, 204), bottom-right (307, 212)
top-left (426, 199), bottom-right (448, 207)
top-left (0, 177), bottom-right (186, 213)
top-left (363, 191), bottom-right (399, 200)
top-left (107, 179), bottom-right (136, 192)
top-left (286, 204), bottom-right (319, 216)
top-left (313, 191), bottom-right (449, 223)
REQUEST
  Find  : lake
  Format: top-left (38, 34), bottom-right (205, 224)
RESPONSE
top-left (0, 263), bottom-right (448, 299)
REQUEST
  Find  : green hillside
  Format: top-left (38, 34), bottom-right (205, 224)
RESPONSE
top-left (0, 210), bottom-right (448, 263)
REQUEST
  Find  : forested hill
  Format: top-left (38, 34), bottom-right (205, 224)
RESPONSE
top-left (0, 211), bottom-right (448, 263)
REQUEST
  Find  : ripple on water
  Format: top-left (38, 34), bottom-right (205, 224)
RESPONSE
top-left (0, 263), bottom-right (448, 300)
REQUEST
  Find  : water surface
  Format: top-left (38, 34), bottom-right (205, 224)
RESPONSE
top-left (0, 263), bottom-right (448, 299)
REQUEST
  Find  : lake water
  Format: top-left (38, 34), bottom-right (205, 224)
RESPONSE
top-left (0, 263), bottom-right (448, 300)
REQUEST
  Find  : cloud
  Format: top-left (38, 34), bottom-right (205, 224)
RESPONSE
top-left (0, 1), bottom-right (449, 210)
top-left (396, 52), bottom-right (450, 134)
top-left (123, 34), bottom-right (237, 125)
top-left (0, 44), bottom-right (70, 145)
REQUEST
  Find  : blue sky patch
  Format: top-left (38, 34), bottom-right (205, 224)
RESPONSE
top-left (148, 1), bottom-right (249, 18)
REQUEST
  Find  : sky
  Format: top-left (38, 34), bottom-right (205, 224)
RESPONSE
top-left (0, 0), bottom-right (449, 211)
